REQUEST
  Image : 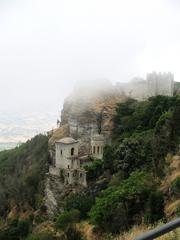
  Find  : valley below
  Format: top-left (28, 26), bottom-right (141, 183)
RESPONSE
top-left (0, 112), bottom-right (56, 151)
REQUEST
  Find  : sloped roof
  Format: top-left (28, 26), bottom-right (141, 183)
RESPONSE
top-left (55, 137), bottom-right (78, 144)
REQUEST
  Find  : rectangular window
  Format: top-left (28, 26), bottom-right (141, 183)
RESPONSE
top-left (93, 146), bottom-right (95, 153)
top-left (97, 146), bottom-right (100, 153)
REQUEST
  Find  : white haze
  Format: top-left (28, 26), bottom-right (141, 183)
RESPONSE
top-left (0, 0), bottom-right (180, 145)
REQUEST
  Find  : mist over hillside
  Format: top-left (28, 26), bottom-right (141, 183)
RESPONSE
top-left (1, 75), bottom-right (179, 152)
top-left (0, 0), bottom-right (180, 239)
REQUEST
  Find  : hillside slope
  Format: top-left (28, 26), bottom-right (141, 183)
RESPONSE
top-left (0, 94), bottom-right (180, 240)
top-left (0, 134), bottom-right (49, 217)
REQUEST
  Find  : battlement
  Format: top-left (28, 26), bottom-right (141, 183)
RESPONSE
top-left (147, 71), bottom-right (174, 79)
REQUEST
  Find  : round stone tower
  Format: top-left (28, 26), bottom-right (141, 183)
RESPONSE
top-left (55, 137), bottom-right (78, 169)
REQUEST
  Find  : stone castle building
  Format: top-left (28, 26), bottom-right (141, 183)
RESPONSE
top-left (48, 71), bottom-right (174, 188)
top-left (146, 72), bottom-right (174, 97)
top-left (45, 72), bottom-right (176, 216)
top-left (116, 72), bottom-right (174, 100)
top-left (49, 134), bottom-right (104, 187)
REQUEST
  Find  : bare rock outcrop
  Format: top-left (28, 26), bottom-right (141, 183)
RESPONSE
top-left (44, 173), bottom-right (86, 217)
top-left (49, 81), bottom-right (127, 156)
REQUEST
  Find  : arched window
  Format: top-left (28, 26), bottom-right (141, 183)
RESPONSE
top-left (93, 146), bottom-right (96, 153)
top-left (71, 147), bottom-right (74, 156)
top-left (61, 150), bottom-right (63, 155)
top-left (68, 173), bottom-right (70, 177)
top-left (97, 146), bottom-right (100, 154)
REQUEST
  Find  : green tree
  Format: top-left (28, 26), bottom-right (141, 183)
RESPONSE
top-left (64, 191), bottom-right (95, 219)
top-left (55, 209), bottom-right (80, 230)
top-left (89, 171), bottom-right (159, 233)
top-left (55, 210), bottom-right (84, 240)
top-left (84, 159), bottom-right (103, 181)
top-left (18, 220), bottom-right (30, 239)
top-left (145, 191), bottom-right (164, 224)
top-left (103, 145), bottom-right (115, 173)
top-left (26, 232), bottom-right (53, 240)
top-left (171, 177), bottom-right (180, 197)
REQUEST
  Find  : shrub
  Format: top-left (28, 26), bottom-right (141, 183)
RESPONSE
top-left (89, 171), bottom-right (160, 233)
top-left (171, 177), bottom-right (180, 197)
top-left (55, 209), bottom-right (80, 230)
top-left (0, 219), bottom-right (30, 240)
top-left (18, 220), bottom-right (31, 238)
top-left (26, 232), bottom-right (53, 240)
top-left (84, 159), bottom-right (103, 181)
top-left (103, 145), bottom-right (115, 173)
top-left (108, 170), bottom-right (125, 186)
top-left (65, 226), bottom-right (84, 240)
top-left (144, 191), bottom-right (164, 224)
top-left (34, 214), bottom-right (47, 224)
top-left (64, 191), bottom-right (95, 219)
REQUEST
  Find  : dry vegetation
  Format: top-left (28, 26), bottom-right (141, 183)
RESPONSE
top-left (114, 223), bottom-right (180, 240)
top-left (161, 154), bottom-right (180, 218)
top-left (78, 221), bottom-right (180, 240)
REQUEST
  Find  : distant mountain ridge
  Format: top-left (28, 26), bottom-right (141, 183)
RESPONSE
top-left (0, 112), bottom-right (56, 151)
top-left (0, 142), bottom-right (19, 151)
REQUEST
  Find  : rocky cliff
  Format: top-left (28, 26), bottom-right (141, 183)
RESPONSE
top-left (45, 81), bottom-right (129, 216)
top-left (49, 76), bottom-right (178, 155)
top-left (49, 80), bottom-right (127, 157)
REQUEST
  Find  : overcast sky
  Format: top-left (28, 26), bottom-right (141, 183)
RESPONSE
top-left (0, 0), bottom-right (180, 115)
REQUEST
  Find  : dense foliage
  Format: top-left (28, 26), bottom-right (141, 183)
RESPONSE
top-left (1, 95), bottom-right (180, 238)
top-left (64, 191), bottom-right (95, 219)
top-left (113, 96), bottom-right (178, 136)
top-left (26, 232), bottom-right (54, 240)
top-left (55, 209), bottom-right (80, 230)
top-left (103, 95), bottom-right (180, 177)
top-left (90, 95), bottom-right (180, 233)
top-left (171, 176), bottom-right (180, 197)
top-left (55, 210), bottom-right (84, 240)
top-left (84, 159), bottom-right (104, 181)
top-left (0, 219), bottom-right (31, 240)
top-left (89, 171), bottom-right (164, 233)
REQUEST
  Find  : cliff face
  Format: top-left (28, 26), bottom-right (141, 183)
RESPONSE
top-left (44, 173), bottom-right (85, 217)
top-left (46, 81), bottom-right (128, 216)
top-left (49, 81), bottom-right (127, 155)
top-left (49, 75), bottom-right (176, 154)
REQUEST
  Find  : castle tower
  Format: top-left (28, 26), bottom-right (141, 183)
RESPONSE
top-left (54, 137), bottom-right (87, 187)
top-left (55, 137), bottom-right (79, 169)
top-left (147, 72), bottom-right (174, 97)
top-left (91, 134), bottom-right (104, 159)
